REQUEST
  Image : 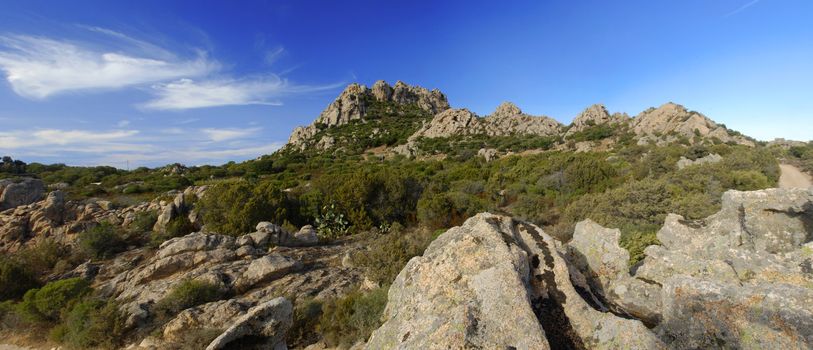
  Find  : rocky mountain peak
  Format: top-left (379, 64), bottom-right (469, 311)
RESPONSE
top-left (631, 102), bottom-right (753, 146)
top-left (574, 103), bottom-right (610, 123)
top-left (490, 101), bottom-right (523, 118)
top-left (313, 81), bottom-right (449, 127)
top-left (286, 81), bottom-right (450, 150)
top-left (565, 103), bottom-right (630, 137)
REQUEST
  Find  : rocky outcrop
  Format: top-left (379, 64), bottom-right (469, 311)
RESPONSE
top-left (248, 221), bottom-right (318, 247)
top-left (676, 153), bottom-right (722, 169)
top-left (408, 103), bottom-right (563, 141)
top-left (567, 187), bottom-right (813, 349)
top-left (366, 213), bottom-right (662, 349)
top-left (0, 186), bottom-right (209, 253)
top-left (281, 78), bottom-right (761, 156)
top-left (205, 297), bottom-right (292, 350)
top-left (482, 102), bottom-right (563, 137)
top-left (87, 226), bottom-right (361, 348)
top-left (286, 81), bottom-right (449, 150)
top-left (631, 103), bottom-right (753, 146)
top-left (565, 104), bottom-right (629, 137)
top-left (0, 178), bottom-right (45, 210)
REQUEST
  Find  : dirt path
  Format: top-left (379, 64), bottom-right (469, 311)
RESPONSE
top-left (0, 345), bottom-right (31, 350)
top-left (778, 164), bottom-right (813, 188)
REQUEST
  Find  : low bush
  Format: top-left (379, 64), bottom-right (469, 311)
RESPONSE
top-left (16, 239), bottom-right (69, 276)
top-left (417, 188), bottom-right (486, 230)
top-left (620, 230), bottom-right (660, 267)
top-left (153, 280), bottom-right (223, 319)
top-left (50, 298), bottom-right (126, 349)
top-left (128, 210), bottom-right (158, 233)
top-left (151, 215), bottom-right (196, 247)
top-left (198, 181), bottom-right (292, 235)
top-left (352, 226), bottom-right (434, 284)
top-left (0, 256), bottom-right (40, 301)
top-left (319, 287), bottom-right (388, 348)
top-left (286, 298), bottom-right (324, 347)
top-left (78, 223), bottom-right (127, 259)
top-left (17, 278), bottom-right (91, 323)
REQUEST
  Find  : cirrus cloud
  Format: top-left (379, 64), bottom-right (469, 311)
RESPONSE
top-left (142, 76), bottom-right (344, 110)
top-left (0, 128), bottom-right (139, 149)
top-left (0, 34), bottom-right (218, 99)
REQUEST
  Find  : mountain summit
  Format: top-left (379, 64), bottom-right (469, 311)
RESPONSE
top-left (287, 81), bottom-right (448, 150)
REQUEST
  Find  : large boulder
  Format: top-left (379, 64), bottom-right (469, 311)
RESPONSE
top-left (365, 213), bottom-right (662, 349)
top-left (233, 254), bottom-right (302, 293)
top-left (0, 178), bottom-right (45, 210)
top-left (42, 190), bottom-right (65, 223)
top-left (205, 297), bottom-right (293, 350)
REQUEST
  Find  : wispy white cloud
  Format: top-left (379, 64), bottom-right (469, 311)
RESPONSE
top-left (1, 127), bottom-right (283, 167)
top-left (725, 0), bottom-right (760, 17)
top-left (142, 76), bottom-right (343, 110)
top-left (264, 46), bottom-right (286, 66)
top-left (174, 118), bottom-right (200, 125)
top-left (0, 129), bottom-right (139, 149)
top-left (97, 142), bottom-right (284, 166)
top-left (117, 120), bottom-right (131, 127)
top-left (0, 34), bottom-right (218, 99)
top-left (201, 127), bottom-right (261, 142)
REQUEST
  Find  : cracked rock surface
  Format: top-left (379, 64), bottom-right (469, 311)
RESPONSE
top-left (365, 213), bottom-right (662, 350)
top-left (567, 187), bottom-right (813, 349)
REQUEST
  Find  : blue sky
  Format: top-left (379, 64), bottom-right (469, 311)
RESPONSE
top-left (0, 0), bottom-right (811, 167)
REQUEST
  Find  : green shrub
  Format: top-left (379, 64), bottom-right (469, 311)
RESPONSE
top-left (78, 223), bottom-right (127, 259)
top-left (0, 256), bottom-right (41, 301)
top-left (198, 181), bottom-right (291, 235)
top-left (287, 298), bottom-right (324, 347)
top-left (16, 239), bottom-right (70, 276)
top-left (17, 278), bottom-right (91, 323)
top-left (620, 230), bottom-right (660, 267)
top-left (352, 227), bottom-right (434, 284)
top-left (153, 280), bottom-right (222, 319)
top-left (0, 300), bottom-right (15, 321)
top-left (314, 204), bottom-right (349, 239)
top-left (417, 188), bottom-right (486, 230)
top-left (319, 287), bottom-right (388, 347)
top-left (152, 215), bottom-right (196, 247)
top-left (129, 211), bottom-right (158, 233)
top-left (568, 123), bottom-right (616, 142)
top-left (50, 298), bottom-right (125, 348)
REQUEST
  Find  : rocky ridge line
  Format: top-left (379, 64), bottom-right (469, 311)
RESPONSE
top-left (284, 81), bottom-right (756, 155)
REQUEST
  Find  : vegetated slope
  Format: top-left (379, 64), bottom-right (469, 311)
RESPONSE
top-left (0, 81), bottom-right (808, 349)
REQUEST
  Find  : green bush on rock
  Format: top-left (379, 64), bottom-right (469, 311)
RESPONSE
top-left (50, 298), bottom-right (126, 349)
top-left (78, 222), bottom-right (127, 259)
top-left (0, 256), bottom-right (41, 301)
top-left (153, 279), bottom-right (223, 319)
top-left (319, 287), bottom-right (388, 348)
top-left (17, 277), bottom-right (91, 323)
